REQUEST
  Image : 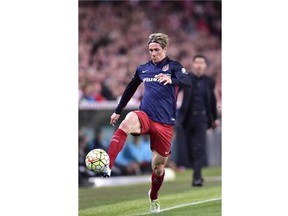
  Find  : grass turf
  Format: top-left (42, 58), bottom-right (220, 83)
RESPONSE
top-left (79, 166), bottom-right (221, 216)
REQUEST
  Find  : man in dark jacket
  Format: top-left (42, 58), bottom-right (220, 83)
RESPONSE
top-left (177, 54), bottom-right (218, 186)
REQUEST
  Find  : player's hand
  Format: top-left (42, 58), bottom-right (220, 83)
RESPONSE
top-left (110, 112), bottom-right (120, 126)
top-left (211, 119), bottom-right (220, 129)
top-left (155, 73), bottom-right (172, 85)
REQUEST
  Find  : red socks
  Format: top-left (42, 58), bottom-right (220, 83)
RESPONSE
top-left (108, 128), bottom-right (165, 201)
top-left (150, 170), bottom-right (165, 200)
top-left (108, 128), bottom-right (127, 169)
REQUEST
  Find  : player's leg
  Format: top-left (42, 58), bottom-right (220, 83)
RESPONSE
top-left (108, 111), bottom-right (141, 170)
top-left (148, 123), bottom-right (173, 212)
top-left (148, 151), bottom-right (168, 213)
top-left (191, 121), bottom-right (207, 186)
top-left (183, 127), bottom-right (199, 185)
top-left (150, 150), bottom-right (168, 195)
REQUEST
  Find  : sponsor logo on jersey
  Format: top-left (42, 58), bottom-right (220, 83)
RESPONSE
top-left (162, 64), bottom-right (169, 72)
top-left (143, 77), bottom-right (158, 82)
top-left (141, 69), bottom-right (148, 73)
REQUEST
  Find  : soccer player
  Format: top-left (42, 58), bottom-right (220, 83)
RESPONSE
top-left (102, 33), bottom-right (191, 213)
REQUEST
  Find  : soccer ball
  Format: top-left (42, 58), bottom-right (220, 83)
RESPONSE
top-left (85, 149), bottom-right (110, 173)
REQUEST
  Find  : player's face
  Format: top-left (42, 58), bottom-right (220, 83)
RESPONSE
top-left (192, 57), bottom-right (207, 77)
top-left (148, 43), bottom-right (167, 63)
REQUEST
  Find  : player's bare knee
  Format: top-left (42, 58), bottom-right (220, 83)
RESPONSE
top-left (119, 119), bottom-right (132, 133)
top-left (153, 166), bottom-right (164, 176)
top-left (155, 169), bottom-right (164, 176)
top-left (119, 112), bottom-right (139, 134)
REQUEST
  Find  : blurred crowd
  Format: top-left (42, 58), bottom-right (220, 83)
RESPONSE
top-left (79, 0), bottom-right (221, 108)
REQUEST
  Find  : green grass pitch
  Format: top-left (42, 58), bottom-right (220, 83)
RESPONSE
top-left (79, 166), bottom-right (221, 216)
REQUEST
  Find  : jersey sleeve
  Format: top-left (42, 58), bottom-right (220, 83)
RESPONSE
top-left (115, 71), bottom-right (142, 114)
top-left (171, 61), bottom-right (192, 87)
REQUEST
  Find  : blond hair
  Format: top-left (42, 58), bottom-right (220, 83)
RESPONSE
top-left (147, 33), bottom-right (169, 48)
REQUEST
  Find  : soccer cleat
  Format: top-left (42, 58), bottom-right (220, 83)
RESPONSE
top-left (101, 166), bottom-right (111, 178)
top-left (148, 189), bottom-right (160, 213)
top-left (192, 177), bottom-right (204, 187)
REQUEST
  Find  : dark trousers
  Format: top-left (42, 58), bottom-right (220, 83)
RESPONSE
top-left (183, 115), bottom-right (208, 180)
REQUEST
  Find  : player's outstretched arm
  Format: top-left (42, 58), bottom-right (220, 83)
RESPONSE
top-left (114, 72), bottom-right (142, 115)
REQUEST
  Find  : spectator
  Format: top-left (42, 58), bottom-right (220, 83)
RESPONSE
top-left (78, 1), bottom-right (221, 105)
top-left (79, 128), bottom-right (96, 186)
top-left (81, 84), bottom-right (96, 103)
top-left (114, 139), bottom-right (142, 176)
top-left (89, 129), bottom-right (107, 151)
top-left (125, 136), bottom-right (152, 174)
top-left (91, 81), bottom-right (105, 102)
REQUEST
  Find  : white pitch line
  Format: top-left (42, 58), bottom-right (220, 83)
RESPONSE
top-left (134, 197), bottom-right (221, 216)
top-left (159, 197), bottom-right (221, 213)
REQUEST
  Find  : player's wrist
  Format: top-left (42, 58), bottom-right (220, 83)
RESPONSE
top-left (115, 108), bottom-right (122, 115)
top-left (171, 78), bottom-right (177, 85)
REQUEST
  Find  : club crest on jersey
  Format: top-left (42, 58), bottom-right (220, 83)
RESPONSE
top-left (162, 64), bottom-right (169, 72)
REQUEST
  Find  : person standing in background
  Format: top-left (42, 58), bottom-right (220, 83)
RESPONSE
top-left (177, 54), bottom-right (218, 187)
